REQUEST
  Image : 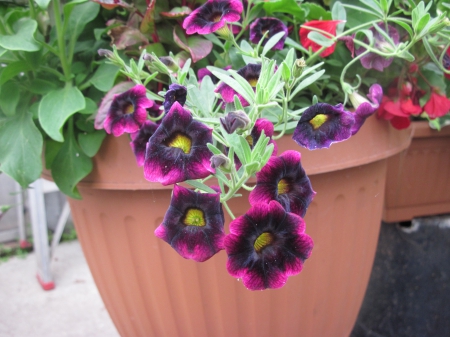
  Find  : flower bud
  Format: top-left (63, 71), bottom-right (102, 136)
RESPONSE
top-left (293, 58), bottom-right (306, 78)
top-left (348, 90), bottom-right (369, 109)
top-left (210, 154), bottom-right (231, 171)
top-left (98, 49), bottom-right (114, 59)
top-left (220, 110), bottom-right (251, 134)
top-left (159, 56), bottom-right (179, 72)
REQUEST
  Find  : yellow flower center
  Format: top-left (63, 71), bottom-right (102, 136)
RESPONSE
top-left (166, 133), bottom-right (192, 154)
top-left (125, 104), bottom-right (134, 114)
top-left (248, 78), bottom-right (258, 87)
top-left (245, 135), bottom-right (253, 147)
top-left (183, 208), bottom-right (206, 227)
top-left (254, 232), bottom-right (274, 253)
top-left (277, 178), bottom-right (289, 195)
top-left (309, 114), bottom-right (328, 130)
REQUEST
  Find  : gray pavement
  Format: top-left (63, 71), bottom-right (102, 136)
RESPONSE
top-left (0, 240), bottom-right (120, 337)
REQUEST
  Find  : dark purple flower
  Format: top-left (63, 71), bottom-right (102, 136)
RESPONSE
top-left (104, 84), bottom-right (153, 136)
top-left (249, 150), bottom-right (315, 217)
top-left (147, 102), bottom-right (164, 122)
top-left (349, 84), bottom-right (383, 135)
top-left (130, 120), bottom-right (159, 166)
top-left (292, 103), bottom-right (355, 150)
top-left (163, 84), bottom-right (187, 113)
top-left (182, 0), bottom-right (243, 35)
top-left (215, 63), bottom-right (261, 107)
top-left (155, 184), bottom-right (225, 262)
top-left (144, 102), bottom-right (214, 185)
top-left (224, 200), bottom-right (313, 290)
top-left (249, 17), bottom-right (288, 50)
top-left (355, 23), bottom-right (399, 72)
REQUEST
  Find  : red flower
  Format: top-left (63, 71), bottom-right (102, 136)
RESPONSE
top-left (378, 93), bottom-right (423, 130)
top-left (424, 92), bottom-right (450, 119)
top-left (299, 20), bottom-right (342, 57)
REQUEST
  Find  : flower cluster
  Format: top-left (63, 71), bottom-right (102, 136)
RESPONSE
top-left (93, 0), bottom-right (450, 290)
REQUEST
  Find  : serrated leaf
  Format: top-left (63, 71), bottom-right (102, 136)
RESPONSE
top-left (0, 109), bottom-right (43, 187)
top-left (39, 87), bottom-right (86, 142)
top-left (78, 130), bottom-right (107, 157)
top-left (0, 19), bottom-right (40, 52)
top-left (51, 132), bottom-right (93, 199)
top-left (89, 63), bottom-right (120, 92)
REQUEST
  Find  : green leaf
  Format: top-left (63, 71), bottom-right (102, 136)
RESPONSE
top-left (0, 19), bottom-right (40, 52)
top-left (185, 180), bottom-right (216, 194)
top-left (79, 97), bottom-right (98, 115)
top-left (209, 67), bottom-right (254, 105)
top-left (89, 63), bottom-right (120, 92)
top-left (263, 0), bottom-right (306, 21)
top-left (307, 32), bottom-right (334, 47)
top-left (44, 139), bottom-right (63, 170)
top-left (239, 135), bottom-right (252, 164)
top-left (262, 31), bottom-right (286, 56)
top-left (39, 87), bottom-right (86, 142)
top-left (34, 0), bottom-right (51, 9)
top-left (393, 20), bottom-right (413, 38)
top-left (78, 130), bottom-right (106, 157)
top-left (291, 69), bottom-right (325, 97)
top-left (0, 109), bottom-right (43, 187)
top-left (244, 161), bottom-right (259, 175)
top-left (65, 2), bottom-right (100, 41)
top-left (332, 1), bottom-right (346, 34)
top-left (207, 143), bottom-right (223, 155)
top-left (0, 61), bottom-right (32, 86)
top-left (28, 79), bottom-right (58, 95)
top-left (0, 81), bottom-right (20, 116)
top-left (51, 131), bottom-right (93, 199)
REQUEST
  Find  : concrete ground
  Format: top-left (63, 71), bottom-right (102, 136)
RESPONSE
top-left (0, 240), bottom-right (120, 337)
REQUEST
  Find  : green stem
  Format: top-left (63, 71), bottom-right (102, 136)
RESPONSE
top-left (221, 200), bottom-right (235, 220)
top-left (52, 0), bottom-right (72, 83)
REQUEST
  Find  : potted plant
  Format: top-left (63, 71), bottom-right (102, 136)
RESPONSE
top-left (2, 0), bottom-right (448, 336)
top-left (0, 0), bottom-right (115, 198)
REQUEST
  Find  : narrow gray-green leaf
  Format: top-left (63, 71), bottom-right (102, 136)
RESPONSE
top-left (209, 67), bottom-right (254, 105)
top-left (185, 180), bottom-right (216, 194)
top-left (291, 69), bottom-right (325, 97)
top-left (39, 87), bottom-right (86, 142)
top-left (262, 31), bottom-right (286, 56)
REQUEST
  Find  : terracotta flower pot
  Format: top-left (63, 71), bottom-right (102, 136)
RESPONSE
top-left (52, 117), bottom-right (410, 337)
top-left (383, 121), bottom-right (450, 223)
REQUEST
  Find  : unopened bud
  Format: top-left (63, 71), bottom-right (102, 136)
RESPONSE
top-left (98, 49), bottom-right (114, 59)
top-left (159, 56), bottom-right (179, 72)
top-left (293, 58), bottom-right (306, 78)
top-left (220, 110), bottom-right (251, 134)
top-left (210, 154), bottom-right (231, 171)
top-left (348, 90), bottom-right (369, 109)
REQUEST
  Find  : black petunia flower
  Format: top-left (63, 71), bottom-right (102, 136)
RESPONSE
top-left (163, 84), bottom-right (187, 113)
top-left (249, 17), bottom-right (288, 50)
top-left (144, 102), bottom-right (214, 185)
top-left (104, 84), bottom-right (153, 136)
top-left (224, 200), bottom-right (313, 290)
top-left (155, 184), bottom-right (225, 262)
top-left (249, 150), bottom-right (315, 217)
top-left (292, 103), bottom-right (355, 150)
